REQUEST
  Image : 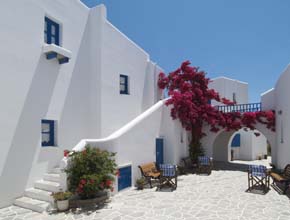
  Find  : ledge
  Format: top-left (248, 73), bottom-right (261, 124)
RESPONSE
top-left (42, 43), bottom-right (72, 64)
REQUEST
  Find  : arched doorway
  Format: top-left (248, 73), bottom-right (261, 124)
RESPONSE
top-left (201, 122), bottom-right (276, 164)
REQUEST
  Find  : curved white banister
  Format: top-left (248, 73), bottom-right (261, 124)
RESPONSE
top-left (72, 98), bottom-right (168, 152)
top-left (59, 98), bottom-right (168, 190)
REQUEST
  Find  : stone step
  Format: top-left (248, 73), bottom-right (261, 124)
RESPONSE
top-left (50, 167), bottom-right (62, 174)
top-left (14, 196), bottom-right (49, 213)
top-left (25, 188), bottom-right (54, 203)
top-left (44, 173), bottom-right (60, 183)
top-left (35, 180), bottom-right (60, 192)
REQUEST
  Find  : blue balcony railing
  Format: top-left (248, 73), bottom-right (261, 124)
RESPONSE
top-left (217, 102), bottom-right (261, 113)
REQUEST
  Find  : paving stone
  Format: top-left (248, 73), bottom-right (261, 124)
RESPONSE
top-left (0, 160), bottom-right (288, 220)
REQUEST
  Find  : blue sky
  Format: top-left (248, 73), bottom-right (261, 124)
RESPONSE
top-left (81, 0), bottom-right (290, 102)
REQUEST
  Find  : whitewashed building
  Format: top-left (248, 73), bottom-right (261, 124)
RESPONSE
top-left (0, 0), bottom-right (288, 214)
top-left (0, 1), bottom-right (188, 210)
top-left (261, 64), bottom-right (290, 169)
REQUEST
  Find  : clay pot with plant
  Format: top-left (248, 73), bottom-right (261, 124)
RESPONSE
top-left (51, 191), bottom-right (72, 211)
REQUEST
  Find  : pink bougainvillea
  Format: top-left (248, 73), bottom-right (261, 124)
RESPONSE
top-left (158, 61), bottom-right (275, 161)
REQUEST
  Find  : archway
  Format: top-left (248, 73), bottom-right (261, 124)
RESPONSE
top-left (201, 122), bottom-right (276, 164)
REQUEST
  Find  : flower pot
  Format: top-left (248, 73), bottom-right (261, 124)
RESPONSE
top-left (56, 200), bottom-right (69, 211)
top-left (69, 191), bottom-right (109, 209)
top-left (137, 184), bottom-right (144, 190)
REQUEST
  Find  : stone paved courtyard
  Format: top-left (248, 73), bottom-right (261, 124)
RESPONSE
top-left (1, 161), bottom-right (290, 220)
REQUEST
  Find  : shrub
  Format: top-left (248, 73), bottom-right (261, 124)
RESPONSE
top-left (65, 145), bottom-right (117, 199)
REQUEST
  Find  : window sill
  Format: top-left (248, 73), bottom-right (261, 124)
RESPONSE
top-left (43, 43), bottom-right (72, 64)
top-left (120, 92), bottom-right (130, 95)
top-left (42, 145), bottom-right (58, 148)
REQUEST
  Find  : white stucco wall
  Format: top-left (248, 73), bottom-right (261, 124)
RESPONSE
top-left (71, 100), bottom-right (187, 191)
top-left (209, 76), bottom-right (248, 105)
top-left (230, 130), bottom-right (267, 161)
top-left (0, 0), bottom-right (91, 207)
top-left (261, 88), bottom-right (275, 111)
top-left (273, 64), bottom-right (290, 168)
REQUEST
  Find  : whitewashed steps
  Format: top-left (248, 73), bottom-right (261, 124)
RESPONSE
top-left (44, 173), bottom-right (60, 183)
top-left (25, 188), bottom-right (53, 203)
top-left (14, 167), bottom-right (62, 213)
top-left (14, 196), bottom-right (49, 213)
top-left (35, 180), bottom-right (60, 192)
top-left (50, 167), bottom-right (62, 174)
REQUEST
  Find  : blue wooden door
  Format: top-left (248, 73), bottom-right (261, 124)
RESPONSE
top-left (118, 166), bottom-right (132, 191)
top-left (156, 138), bottom-right (164, 166)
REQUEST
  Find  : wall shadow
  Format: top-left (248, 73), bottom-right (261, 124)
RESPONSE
top-left (213, 161), bottom-right (249, 172)
top-left (0, 54), bottom-right (60, 204)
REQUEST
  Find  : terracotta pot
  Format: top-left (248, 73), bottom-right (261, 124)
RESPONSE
top-left (57, 200), bottom-right (69, 211)
top-left (137, 184), bottom-right (144, 190)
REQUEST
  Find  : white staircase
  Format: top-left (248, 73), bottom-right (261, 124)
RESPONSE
top-left (14, 167), bottom-right (62, 213)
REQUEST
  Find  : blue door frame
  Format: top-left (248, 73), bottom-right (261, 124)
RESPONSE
top-left (156, 138), bottom-right (164, 166)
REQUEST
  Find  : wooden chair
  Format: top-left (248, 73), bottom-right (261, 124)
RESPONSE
top-left (138, 162), bottom-right (160, 188)
top-left (158, 164), bottom-right (177, 191)
top-left (247, 165), bottom-right (270, 194)
top-left (197, 156), bottom-right (213, 175)
top-left (181, 157), bottom-right (194, 173)
top-left (270, 164), bottom-right (290, 194)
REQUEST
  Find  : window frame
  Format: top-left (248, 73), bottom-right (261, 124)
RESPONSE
top-left (45, 17), bottom-right (60, 46)
top-left (41, 119), bottom-right (55, 147)
top-left (120, 74), bottom-right (129, 95)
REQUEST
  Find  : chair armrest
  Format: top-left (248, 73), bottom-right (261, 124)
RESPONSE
top-left (271, 169), bottom-right (284, 175)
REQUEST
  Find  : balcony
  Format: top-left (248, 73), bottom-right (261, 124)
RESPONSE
top-left (217, 103), bottom-right (262, 113)
top-left (43, 44), bottom-right (72, 64)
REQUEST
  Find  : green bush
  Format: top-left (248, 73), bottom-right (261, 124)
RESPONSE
top-left (65, 145), bottom-right (117, 199)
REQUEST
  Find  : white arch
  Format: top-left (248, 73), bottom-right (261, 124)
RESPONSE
top-left (201, 123), bottom-right (276, 162)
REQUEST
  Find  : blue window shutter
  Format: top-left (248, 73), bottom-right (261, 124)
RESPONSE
top-left (45, 17), bottom-right (60, 46)
top-left (231, 133), bottom-right (241, 147)
top-left (41, 119), bottom-right (55, 147)
top-left (120, 75), bottom-right (129, 94)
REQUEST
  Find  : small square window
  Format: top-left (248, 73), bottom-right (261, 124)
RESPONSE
top-left (44, 17), bottom-right (60, 46)
top-left (120, 75), bottom-right (129, 95)
top-left (41, 119), bottom-right (55, 146)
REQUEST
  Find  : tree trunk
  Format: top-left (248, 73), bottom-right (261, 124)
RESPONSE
top-left (189, 126), bottom-right (204, 163)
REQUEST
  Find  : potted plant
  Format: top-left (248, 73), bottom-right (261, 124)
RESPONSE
top-left (51, 191), bottom-right (72, 211)
top-left (136, 177), bottom-right (146, 190)
top-left (65, 146), bottom-right (117, 207)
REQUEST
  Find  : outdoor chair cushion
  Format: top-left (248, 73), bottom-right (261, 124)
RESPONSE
top-left (138, 162), bottom-right (161, 188)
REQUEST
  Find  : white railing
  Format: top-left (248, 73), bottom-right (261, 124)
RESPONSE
top-left (59, 99), bottom-right (168, 190)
